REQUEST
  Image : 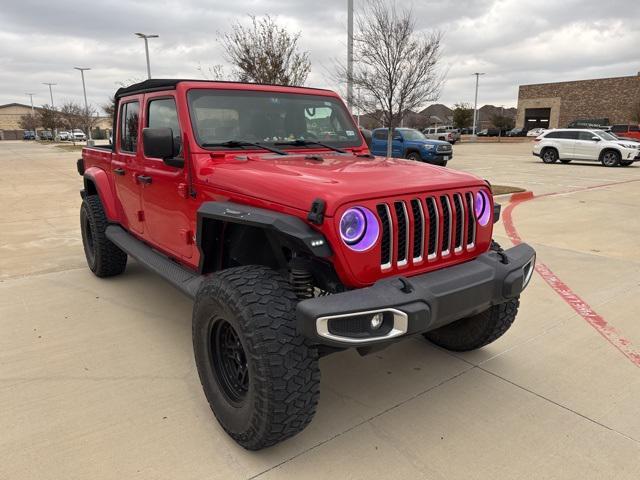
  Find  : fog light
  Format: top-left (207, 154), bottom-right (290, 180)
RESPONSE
top-left (522, 255), bottom-right (536, 289)
top-left (370, 312), bottom-right (384, 330)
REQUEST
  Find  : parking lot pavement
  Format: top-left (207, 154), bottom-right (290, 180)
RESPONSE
top-left (1, 141), bottom-right (639, 479)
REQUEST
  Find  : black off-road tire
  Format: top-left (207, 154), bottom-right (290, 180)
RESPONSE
top-left (424, 297), bottom-right (520, 352)
top-left (192, 266), bottom-right (320, 450)
top-left (80, 195), bottom-right (127, 277)
top-left (601, 150), bottom-right (620, 167)
top-left (406, 152), bottom-right (422, 162)
top-left (541, 148), bottom-right (558, 163)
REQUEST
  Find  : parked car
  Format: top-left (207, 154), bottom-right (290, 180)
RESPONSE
top-left (58, 131), bottom-right (70, 141)
top-left (460, 127), bottom-right (473, 135)
top-left (78, 78), bottom-right (534, 450)
top-left (477, 128), bottom-right (501, 137)
top-left (371, 128), bottom-right (453, 166)
top-left (526, 128), bottom-right (546, 137)
top-left (506, 128), bottom-right (526, 137)
top-left (423, 126), bottom-right (459, 144)
top-left (72, 129), bottom-right (87, 141)
top-left (23, 130), bottom-right (36, 140)
top-left (532, 128), bottom-right (640, 167)
top-left (610, 124), bottom-right (640, 141)
top-left (39, 130), bottom-right (53, 141)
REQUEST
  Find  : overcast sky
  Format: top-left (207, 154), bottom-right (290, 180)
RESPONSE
top-left (1, 0), bottom-right (638, 113)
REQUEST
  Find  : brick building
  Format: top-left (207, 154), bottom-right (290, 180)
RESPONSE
top-left (516, 74), bottom-right (640, 130)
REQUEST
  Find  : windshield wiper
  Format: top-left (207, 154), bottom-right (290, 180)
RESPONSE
top-left (201, 140), bottom-right (288, 156)
top-left (274, 139), bottom-right (347, 154)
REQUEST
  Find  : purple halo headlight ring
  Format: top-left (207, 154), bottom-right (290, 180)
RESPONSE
top-left (475, 190), bottom-right (491, 226)
top-left (339, 207), bottom-right (379, 251)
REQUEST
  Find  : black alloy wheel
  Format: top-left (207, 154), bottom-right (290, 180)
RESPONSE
top-left (211, 319), bottom-right (248, 404)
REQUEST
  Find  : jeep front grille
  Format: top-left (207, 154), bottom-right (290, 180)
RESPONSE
top-left (376, 192), bottom-right (477, 270)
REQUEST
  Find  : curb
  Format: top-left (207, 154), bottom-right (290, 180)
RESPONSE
top-left (493, 190), bottom-right (534, 203)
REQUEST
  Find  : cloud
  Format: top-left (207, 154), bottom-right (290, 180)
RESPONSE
top-left (0, 0), bottom-right (638, 111)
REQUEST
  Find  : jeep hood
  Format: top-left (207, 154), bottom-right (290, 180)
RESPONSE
top-left (200, 153), bottom-right (485, 216)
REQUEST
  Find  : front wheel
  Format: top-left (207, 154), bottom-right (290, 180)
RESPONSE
top-left (424, 297), bottom-right (520, 351)
top-left (406, 152), bottom-right (422, 162)
top-left (601, 150), bottom-right (620, 167)
top-left (192, 266), bottom-right (320, 450)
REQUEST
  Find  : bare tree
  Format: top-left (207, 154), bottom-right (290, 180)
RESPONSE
top-left (218, 15), bottom-right (311, 85)
top-left (490, 113), bottom-right (514, 131)
top-left (197, 63), bottom-right (228, 80)
top-left (18, 114), bottom-right (38, 132)
top-left (59, 101), bottom-right (99, 144)
top-left (37, 105), bottom-right (59, 133)
top-left (337, 0), bottom-right (445, 156)
top-left (101, 96), bottom-right (116, 121)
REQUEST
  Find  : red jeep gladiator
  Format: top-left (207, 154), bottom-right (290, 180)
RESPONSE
top-left (78, 79), bottom-right (535, 450)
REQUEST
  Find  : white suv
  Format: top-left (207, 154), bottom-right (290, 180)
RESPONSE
top-left (532, 129), bottom-right (640, 167)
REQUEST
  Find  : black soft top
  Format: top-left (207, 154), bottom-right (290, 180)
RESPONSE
top-left (114, 78), bottom-right (332, 99)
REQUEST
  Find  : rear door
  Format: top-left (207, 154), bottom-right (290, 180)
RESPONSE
top-left (140, 94), bottom-right (194, 259)
top-left (112, 98), bottom-right (145, 234)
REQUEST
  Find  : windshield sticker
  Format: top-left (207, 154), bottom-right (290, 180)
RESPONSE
top-left (346, 130), bottom-right (355, 136)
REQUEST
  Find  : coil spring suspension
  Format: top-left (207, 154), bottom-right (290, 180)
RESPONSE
top-left (290, 266), bottom-right (315, 300)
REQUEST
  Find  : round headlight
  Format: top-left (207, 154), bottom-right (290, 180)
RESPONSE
top-left (474, 190), bottom-right (491, 226)
top-left (339, 207), bottom-right (379, 251)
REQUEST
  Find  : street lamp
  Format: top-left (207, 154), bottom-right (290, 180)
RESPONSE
top-left (472, 72), bottom-right (485, 137)
top-left (135, 33), bottom-right (159, 79)
top-left (74, 67), bottom-right (92, 141)
top-left (43, 82), bottom-right (57, 137)
top-left (25, 92), bottom-right (36, 137)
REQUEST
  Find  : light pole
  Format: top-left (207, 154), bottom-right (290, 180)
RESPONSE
top-left (472, 72), bottom-right (485, 137)
top-left (346, 0), bottom-right (354, 112)
top-left (135, 33), bottom-right (159, 79)
top-left (25, 93), bottom-right (36, 137)
top-left (74, 67), bottom-right (92, 141)
top-left (43, 82), bottom-right (57, 137)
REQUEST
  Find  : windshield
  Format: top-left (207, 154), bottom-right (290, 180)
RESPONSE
top-left (595, 130), bottom-right (617, 141)
top-left (187, 89), bottom-right (362, 150)
top-left (400, 129), bottom-right (427, 141)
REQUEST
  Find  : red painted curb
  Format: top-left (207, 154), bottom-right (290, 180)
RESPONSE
top-left (502, 185), bottom-right (640, 368)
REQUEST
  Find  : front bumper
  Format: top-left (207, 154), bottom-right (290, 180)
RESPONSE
top-left (426, 152), bottom-right (453, 162)
top-left (296, 243), bottom-right (536, 347)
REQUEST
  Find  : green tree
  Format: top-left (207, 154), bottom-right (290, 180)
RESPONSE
top-left (490, 113), bottom-right (514, 131)
top-left (452, 102), bottom-right (473, 129)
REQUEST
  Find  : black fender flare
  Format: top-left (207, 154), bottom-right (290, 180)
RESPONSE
top-left (196, 201), bottom-right (332, 273)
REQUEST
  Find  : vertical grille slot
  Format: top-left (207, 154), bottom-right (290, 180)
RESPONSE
top-left (394, 201), bottom-right (409, 266)
top-left (453, 193), bottom-right (464, 252)
top-left (426, 197), bottom-right (438, 259)
top-left (410, 199), bottom-right (424, 261)
top-left (465, 192), bottom-right (476, 247)
top-left (440, 195), bottom-right (452, 255)
top-left (377, 204), bottom-right (392, 269)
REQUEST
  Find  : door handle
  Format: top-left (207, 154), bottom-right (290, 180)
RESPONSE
top-left (113, 168), bottom-right (125, 176)
top-left (137, 175), bottom-right (152, 185)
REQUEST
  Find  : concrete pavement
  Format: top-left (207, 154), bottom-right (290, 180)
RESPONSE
top-left (1, 140), bottom-right (639, 479)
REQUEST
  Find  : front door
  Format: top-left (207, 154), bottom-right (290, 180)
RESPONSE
top-left (573, 130), bottom-right (598, 160)
top-left (112, 98), bottom-right (144, 234)
top-left (391, 131), bottom-right (404, 157)
top-left (140, 95), bottom-right (194, 259)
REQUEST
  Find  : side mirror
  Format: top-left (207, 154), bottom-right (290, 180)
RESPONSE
top-left (142, 127), bottom-right (184, 168)
top-left (591, 136), bottom-right (601, 142)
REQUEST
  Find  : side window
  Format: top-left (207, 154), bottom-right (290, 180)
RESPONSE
top-left (148, 98), bottom-right (181, 153)
top-left (393, 131), bottom-right (403, 141)
top-left (578, 131), bottom-right (596, 141)
top-left (544, 131), bottom-right (560, 139)
top-left (611, 125), bottom-right (626, 133)
top-left (119, 101), bottom-right (140, 153)
top-left (563, 131), bottom-right (580, 140)
top-left (630, 125), bottom-right (639, 132)
top-left (373, 130), bottom-right (387, 140)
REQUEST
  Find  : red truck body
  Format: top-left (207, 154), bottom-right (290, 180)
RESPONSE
top-left (82, 80), bottom-right (492, 288)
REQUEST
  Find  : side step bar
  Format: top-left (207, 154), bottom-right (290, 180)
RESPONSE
top-left (105, 225), bottom-right (203, 299)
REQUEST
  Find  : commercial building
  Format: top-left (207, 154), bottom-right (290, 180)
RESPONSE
top-left (516, 73), bottom-right (640, 130)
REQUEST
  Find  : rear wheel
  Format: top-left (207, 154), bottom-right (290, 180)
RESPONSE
top-left (193, 266), bottom-right (320, 450)
top-left (541, 148), bottom-right (558, 163)
top-left (601, 150), bottom-right (620, 167)
top-left (80, 195), bottom-right (127, 277)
